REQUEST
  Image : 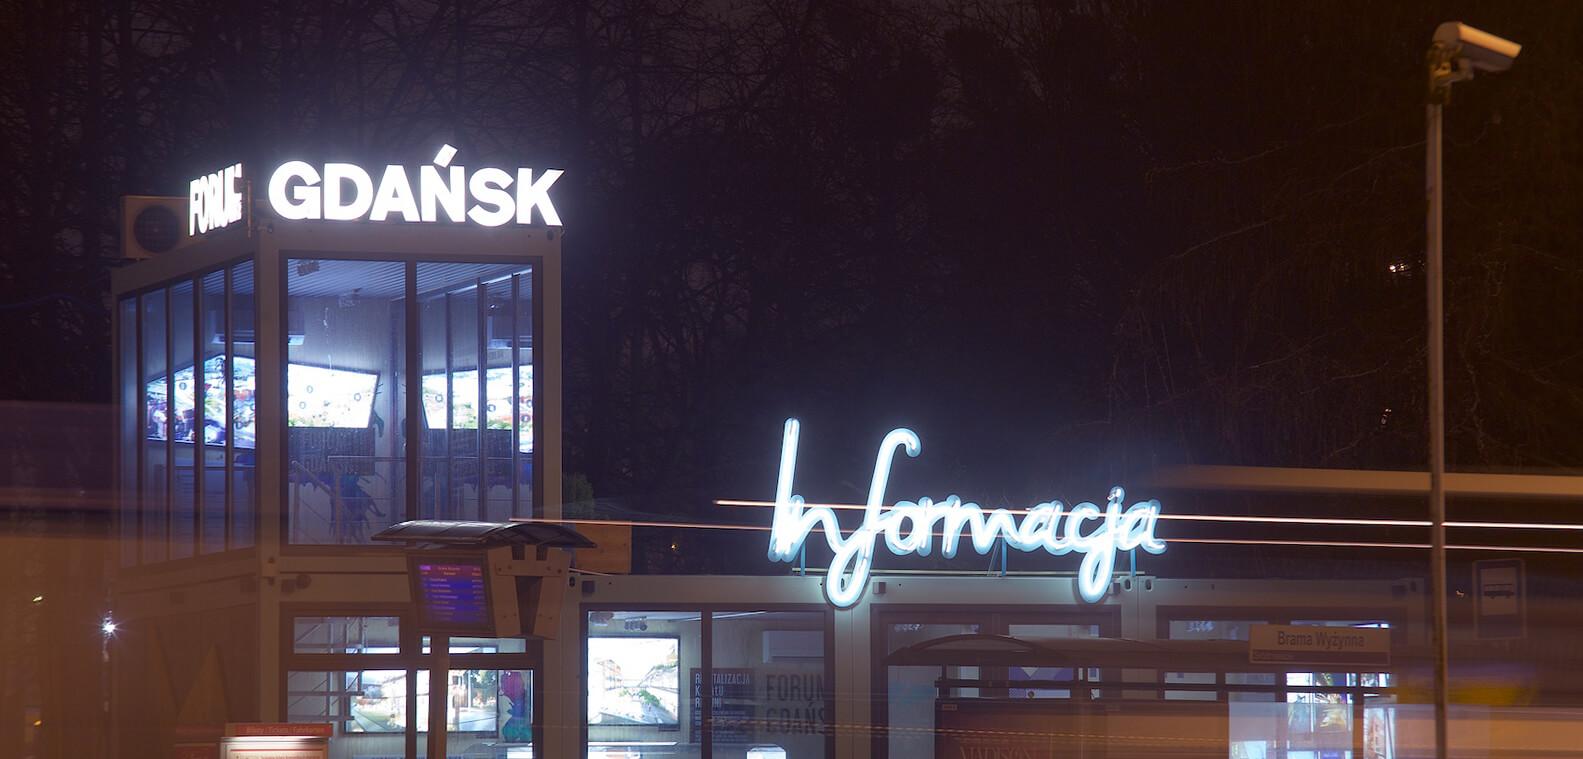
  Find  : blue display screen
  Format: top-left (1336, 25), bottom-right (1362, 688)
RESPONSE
top-left (415, 560), bottom-right (491, 631)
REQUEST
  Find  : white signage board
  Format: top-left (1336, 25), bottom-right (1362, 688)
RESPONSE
top-left (1474, 558), bottom-right (1525, 640)
top-left (1248, 624), bottom-right (1390, 667)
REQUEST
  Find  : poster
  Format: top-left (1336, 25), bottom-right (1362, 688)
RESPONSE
top-left (690, 668), bottom-right (755, 744)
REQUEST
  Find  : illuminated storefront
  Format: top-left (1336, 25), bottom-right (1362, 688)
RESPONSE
top-left (113, 150), bottom-right (1494, 759)
top-left (110, 149), bottom-right (565, 759)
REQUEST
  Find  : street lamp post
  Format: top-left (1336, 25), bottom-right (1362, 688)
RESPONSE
top-left (1424, 21), bottom-right (1520, 759)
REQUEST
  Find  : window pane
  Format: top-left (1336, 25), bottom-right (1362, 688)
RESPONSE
top-left (1006, 623), bottom-right (1099, 699)
top-left (229, 261), bottom-right (256, 548)
top-left (293, 616), bottom-right (401, 654)
top-left (417, 263), bottom-right (535, 523)
top-left (588, 610), bottom-right (696, 758)
top-left (169, 280), bottom-right (196, 559)
top-left (199, 270), bottom-right (227, 554)
top-left (422, 636), bottom-right (528, 655)
top-left (512, 270), bottom-right (533, 517)
top-left (141, 289), bottom-right (168, 563)
top-left (421, 669), bottom-right (532, 740)
top-left (286, 259), bottom-right (405, 544)
top-left (711, 611), bottom-right (828, 759)
top-left (288, 670), bottom-right (411, 759)
top-left (118, 297), bottom-right (138, 566)
top-left (884, 621), bottom-right (981, 759)
top-left (1166, 619), bottom-right (1270, 701)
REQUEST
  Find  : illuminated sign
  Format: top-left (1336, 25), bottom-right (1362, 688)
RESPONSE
top-left (266, 144), bottom-right (562, 227)
top-left (765, 419), bottom-right (1166, 607)
top-left (189, 163), bottom-right (244, 235)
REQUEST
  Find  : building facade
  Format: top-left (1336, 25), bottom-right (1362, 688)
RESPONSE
top-left (110, 186), bottom-right (1572, 759)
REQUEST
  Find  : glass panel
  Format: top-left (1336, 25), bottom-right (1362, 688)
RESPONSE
top-left (417, 263), bottom-right (535, 523)
top-left (1166, 619), bottom-right (1270, 701)
top-left (169, 280), bottom-right (196, 559)
top-left (288, 669), bottom-right (412, 759)
top-left (512, 270), bottom-right (534, 518)
top-left (483, 277), bottom-right (512, 522)
top-left (447, 283), bottom-right (480, 521)
top-left (230, 260), bottom-right (257, 548)
top-left (588, 610), bottom-right (697, 758)
top-left (118, 297), bottom-right (138, 567)
top-left (1005, 623), bottom-right (1098, 699)
top-left (1286, 672), bottom-right (1353, 756)
top-left (710, 611), bottom-right (828, 759)
top-left (199, 270), bottom-right (227, 553)
top-left (140, 289), bottom-right (168, 563)
top-left (286, 259), bottom-right (405, 544)
top-left (1168, 619), bottom-right (1263, 641)
top-left (424, 669), bottom-right (532, 740)
top-left (293, 616), bottom-right (401, 654)
top-left (422, 636), bottom-right (528, 655)
top-left (884, 621), bottom-right (981, 759)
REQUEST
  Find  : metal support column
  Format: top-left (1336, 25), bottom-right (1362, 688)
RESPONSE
top-left (1425, 94), bottom-right (1450, 759)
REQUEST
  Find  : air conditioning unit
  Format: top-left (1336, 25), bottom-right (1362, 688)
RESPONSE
top-left (762, 630), bottom-right (823, 663)
top-left (121, 196), bottom-right (192, 260)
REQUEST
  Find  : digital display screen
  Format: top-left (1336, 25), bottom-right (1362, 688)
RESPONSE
top-left (145, 354), bottom-right (256, 447)
top-left (587, 637), bottom-right (681, 726)
top-left (413, 559), bottom-right (492, 632)
top-left (421, 366), bottom-right (533, 453)
top-left (287, 363), bottom-right (379, 428)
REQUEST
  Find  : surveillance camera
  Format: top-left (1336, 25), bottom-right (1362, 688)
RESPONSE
top-left (1433, 22), bottom-right (1521, 73)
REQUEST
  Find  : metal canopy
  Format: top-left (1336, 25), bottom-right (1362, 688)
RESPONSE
top-left (1147, 465), bottom-right (1583, 500)
top-left (886, 633), bottom-right (1409, 673)
top-left (371, 519), bottom-right (596, 549)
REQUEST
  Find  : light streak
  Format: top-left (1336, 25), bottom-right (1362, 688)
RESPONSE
top-left (721, 499), bottom-right (1583, 533)
top-left (515, 516), bottom-right (1583, 555)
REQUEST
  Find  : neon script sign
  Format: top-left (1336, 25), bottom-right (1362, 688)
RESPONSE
top-left (765, 419), bottom-right (1166, 607)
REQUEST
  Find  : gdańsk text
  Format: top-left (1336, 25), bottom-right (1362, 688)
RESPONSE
top-left (266, 144), bottom-right (563, 227)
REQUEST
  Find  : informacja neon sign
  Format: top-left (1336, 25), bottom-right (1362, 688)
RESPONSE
top-left (765, 419), bottom-right (1166, 607)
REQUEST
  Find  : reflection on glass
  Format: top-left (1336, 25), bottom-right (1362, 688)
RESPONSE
top-left (420, 367), bottom-right (534, 452)
top-left (347, 670), bottom-right (407, 732)
top-left (293, 616), bottom-right (401, 655)
top-left (141, 288), bottom-right (168, 564)
top-left (420, 636), bottom-right (527, 655)
top-left (147, 355), bottom-right (257, 446)
top-left (286, 670), bottom-right (407, 733)
top-left (414, 669), bottom-right (532, 739)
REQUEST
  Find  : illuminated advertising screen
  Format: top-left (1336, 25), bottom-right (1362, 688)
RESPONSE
top-left (410, 556), bottom-right (494, 634)
top-left (145, 354), bottom-right (256, 447)
top-left (420, 366), bottom-right (533, 453)
top-left (587, 637), bottom-right (680, 726)
top-left (287, 363), bottom-right (379, 428)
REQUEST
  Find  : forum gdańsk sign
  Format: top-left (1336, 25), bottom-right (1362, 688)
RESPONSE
top-left (187, 144), bottom-right (564, 235)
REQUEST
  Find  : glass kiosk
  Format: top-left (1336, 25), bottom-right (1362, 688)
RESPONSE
top-left (110, 155), bottom-right (566, 759)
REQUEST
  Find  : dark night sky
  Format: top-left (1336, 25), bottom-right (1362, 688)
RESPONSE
top-left (2, 0), bottom-right (1581, 521)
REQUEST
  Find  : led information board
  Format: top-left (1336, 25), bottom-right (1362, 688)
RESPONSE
top-left (410, 554), bottom-right (496, 634)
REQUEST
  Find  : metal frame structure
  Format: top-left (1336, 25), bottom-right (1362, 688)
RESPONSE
top-left (109, 217), bottom-right (563, 758)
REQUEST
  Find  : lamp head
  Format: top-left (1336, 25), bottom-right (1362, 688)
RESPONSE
top-left (1433, 22), bottom-right (1521, 73)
